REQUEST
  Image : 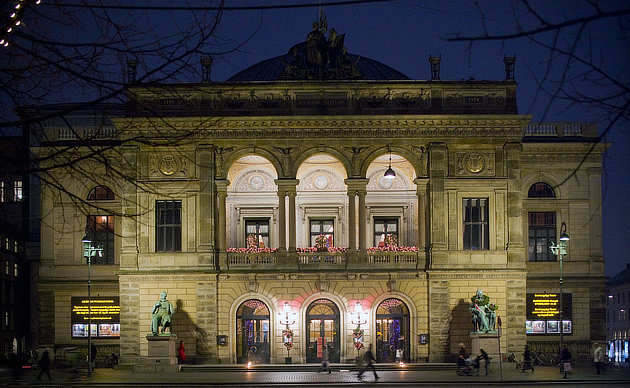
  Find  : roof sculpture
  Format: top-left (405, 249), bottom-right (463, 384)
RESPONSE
top-left (229, 15), bottom-right (409, 81)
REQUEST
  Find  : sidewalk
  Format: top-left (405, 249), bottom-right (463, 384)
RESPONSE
top-left (3, 361), bottom-right (630, 386)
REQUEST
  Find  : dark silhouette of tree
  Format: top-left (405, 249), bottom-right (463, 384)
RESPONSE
top-left (447, 0), bottom-right (629, 185)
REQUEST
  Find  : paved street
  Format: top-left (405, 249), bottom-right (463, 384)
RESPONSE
top-left (3, 362), bottom-right (630, 387)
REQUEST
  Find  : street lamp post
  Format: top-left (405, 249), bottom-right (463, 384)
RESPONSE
top-left (82, 234), bottom-right (102, 375)
top-left (550, 222), bottom-right (570, 353)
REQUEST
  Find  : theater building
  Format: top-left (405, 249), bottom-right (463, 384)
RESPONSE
top-left (30, 23), bottom-right (606, 365)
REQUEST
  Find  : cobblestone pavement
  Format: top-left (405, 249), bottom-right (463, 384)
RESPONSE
top-left (3, 362), bottom-right (630, 387)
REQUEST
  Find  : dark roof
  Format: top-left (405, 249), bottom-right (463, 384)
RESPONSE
top-left (228, 42), bottom-right (409, 82)
top-left (608, 263), bottom-right (630, 287)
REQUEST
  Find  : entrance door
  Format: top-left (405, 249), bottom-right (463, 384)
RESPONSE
top-left (306, 299), bottom-right (340, 363)
top-left (375, 298), bottom-right (410, 362)
top-left (236, 299), bottom-right (270, 364)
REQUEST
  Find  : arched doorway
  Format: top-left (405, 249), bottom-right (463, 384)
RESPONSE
top-left (306, 299), bottom-right (341, 363)
top-left (375, 298), bottom-right (410, 362)
top-left (236, 299), bottom-right (270, 364)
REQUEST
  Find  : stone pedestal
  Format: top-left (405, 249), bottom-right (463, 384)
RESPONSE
top-left (135, 335), bottom-right (179, 372)
top-left (470, 332), bottom-right (500, 360)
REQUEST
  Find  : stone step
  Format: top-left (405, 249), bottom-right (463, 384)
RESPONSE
top-left (180, 362), bottom-right (457, 373)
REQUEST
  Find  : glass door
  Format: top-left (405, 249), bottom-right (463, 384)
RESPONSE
top-left (306, 299), bottom-right (340, 363)
top-left (375, 298), bottom-right (409, 362)
top-left (236, 300), bottom-right (270, 364)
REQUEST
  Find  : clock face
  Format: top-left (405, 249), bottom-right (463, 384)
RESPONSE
top-left (314, 175), bottom-right (329, 190)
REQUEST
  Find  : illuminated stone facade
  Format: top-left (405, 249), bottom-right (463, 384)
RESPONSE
top-left (31, 39), bottom-right (606, 365)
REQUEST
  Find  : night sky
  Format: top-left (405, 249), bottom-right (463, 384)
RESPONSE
top-left (4, 0), bottom-right (629, 277)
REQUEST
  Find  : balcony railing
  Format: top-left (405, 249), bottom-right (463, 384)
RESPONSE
top-left (298, 251), bottom-right (345, 267)
top-left (367, 251), bottom-right (418, 268)
top-left (524, 122), bottom-right (596, 138)
top-left (227, 251), bottom-right (277, 267)
top-left (223, 249), bottom-right (424, 270)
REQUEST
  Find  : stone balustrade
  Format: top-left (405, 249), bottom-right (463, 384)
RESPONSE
top-left (298, 251), bottom-right (346, 266)
top-left (523, 122), bottom-right (596, 138)
top-left (366, 251), bottom-right (419, 268)
top-left (227, 251), bottom-right (277, 268)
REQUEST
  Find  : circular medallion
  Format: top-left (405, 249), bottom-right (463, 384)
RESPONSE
top-left (314, 175), bottom-right (329, 190)
top-left (159, 155), bottom-right (179, 176)
top-left (378, 175), bottom-right (394, 189)
top-left (249, 175), bottom-right (264, 190)
top-left (464, 153), bottom-right (485, 173)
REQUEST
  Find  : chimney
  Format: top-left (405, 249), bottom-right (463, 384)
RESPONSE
top-left (201, 56), bottom-right (213, 83)
top-left (126, 58), bottom-right (138, 83)
top-left (504, 56), bottom-right (515, 80)
top-left (429, 56), bottom-right (441, 80)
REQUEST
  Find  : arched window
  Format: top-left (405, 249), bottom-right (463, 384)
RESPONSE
top-left (528, 182), bottom-right (555, 198)
top-left (87, 185), bottom-right (115, 200)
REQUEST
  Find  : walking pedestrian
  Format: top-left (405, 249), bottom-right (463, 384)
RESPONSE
top-left (90, 344), bottom-right (97, 370)
top-left (319, 344), bottom-right (331, 374)
top-left (396, 347), bottom-right (403, 364)
top-left (560, 345), bottom-right (572, 379)
top-left (477, 348), bottom-right (490, 376)
top-left (177, 340), bottom-right (186, 364)
top-left (522, 346), bottom-right (534, 372)
top-left (593, 344), bottom-right (604, 375)
top-left (357, 343), bottom-right (379, 380)
top-left (37, 350), bottom-right (52, 381)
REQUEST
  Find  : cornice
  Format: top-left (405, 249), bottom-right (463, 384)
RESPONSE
top-left (112, 115), bottom-right (529, 139)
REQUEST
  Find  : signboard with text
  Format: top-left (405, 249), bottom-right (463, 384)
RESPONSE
top-left (71, 297), bottom-right (120, 338)
top-left (525, 293), bottom-right (572, 335)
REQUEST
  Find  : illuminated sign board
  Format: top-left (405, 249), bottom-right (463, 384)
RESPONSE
top-left (525, 293), bottom-right (572, 335)
top-left (71, 297), bottom-right (120, 338)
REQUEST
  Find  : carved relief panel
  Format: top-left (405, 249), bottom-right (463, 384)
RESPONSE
top-left (149, 153), bottom-right (190, 178)
top-left (452, 151), bottom-right (496, 177)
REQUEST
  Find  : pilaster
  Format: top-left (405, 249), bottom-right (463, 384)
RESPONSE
top-left (428, 143), bottom-right (447, 251)
top-left (504, 142), bottom-right (524, 268)
top-left (120, 146), bottom-right (139, 269)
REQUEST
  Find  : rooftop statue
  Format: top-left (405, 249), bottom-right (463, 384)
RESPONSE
top-left (151, 291), bottom-right (174, 336)
top-left (470, 289), bottom-right (499, 334)
top-left (281, 16), bottom-right (361, 80)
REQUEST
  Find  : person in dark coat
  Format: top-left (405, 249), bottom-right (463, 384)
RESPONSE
top-left (357, 344), bottom-right (379, 380)
top-left (91, 344), bottom-right (97, 370)
top-left (522, 346), bottom-right (534, 372)
top-left (560, 345), bottom-right (572, 378)
top-left (37, 350), bottom-right (52, 381)
top-left (478, 348), bottom-right (490, 376)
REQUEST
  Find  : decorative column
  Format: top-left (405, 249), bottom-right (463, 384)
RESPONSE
top-left (275, 179), bottom-right (299, 251)
top-left (345, 179), bottom-right (369, 251)
top-left (347, 191), bottom-right (356, 250)
top-left (358, 190), bottom-right (366, 250)
top-left (215, 179), bottom-right (230, 252)
top-left (288, 190), bottom-right (297, 251)
top-left (414, 178), bottom-right (429, 251)
top-left (277, 190), bottom-right (286, 251)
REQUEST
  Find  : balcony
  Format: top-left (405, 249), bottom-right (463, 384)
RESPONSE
top-left (227, 250), bottom-right (277, 269)
top-left (223, 248), bottom-right (424, 271)
top-left (298, 251), bottom-right (346, 269)
top-left (367, 251), bottom-right (419, 269)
